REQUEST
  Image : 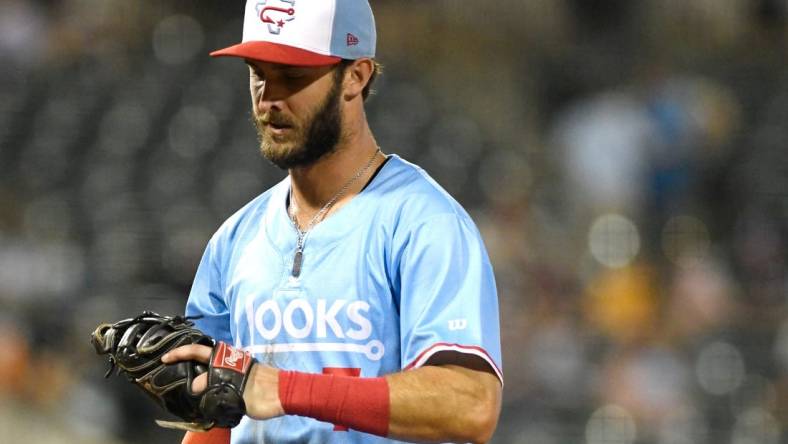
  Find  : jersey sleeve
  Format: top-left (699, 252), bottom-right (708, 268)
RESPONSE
top-left (396, 212), bottom-right (503, 383)
top-left (185, 235), bottom-right (233, 344)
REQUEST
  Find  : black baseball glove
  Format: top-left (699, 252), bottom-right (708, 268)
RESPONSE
top-left (91, 311), bottom-right (257, 432)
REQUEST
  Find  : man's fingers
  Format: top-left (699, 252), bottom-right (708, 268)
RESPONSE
top-left (192, 372), bottom-right (208, 394)
top-left (160, 344), bottom-right (211, 394)
top-left (161, 344), bottom-right (213, 364)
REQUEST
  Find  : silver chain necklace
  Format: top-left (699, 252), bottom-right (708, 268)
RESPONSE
top-left (288, 147), bottom-right (381, 277)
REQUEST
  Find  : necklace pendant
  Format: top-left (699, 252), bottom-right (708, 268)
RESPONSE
top-left (292, 249), bottom-right (303, 277)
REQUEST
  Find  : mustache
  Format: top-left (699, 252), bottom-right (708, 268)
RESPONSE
top-left (257, 112), bottom-right (295, 127)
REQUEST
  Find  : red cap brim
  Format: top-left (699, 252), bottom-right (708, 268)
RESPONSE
top-left (210, 41), bottom-right (341, 67)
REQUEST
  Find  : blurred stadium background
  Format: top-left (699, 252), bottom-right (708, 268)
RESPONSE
top-left (1, 0), bottom-right (787, 443)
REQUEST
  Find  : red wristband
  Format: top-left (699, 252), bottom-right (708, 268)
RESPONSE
top-left (278, 370), bottom-right (390, 437)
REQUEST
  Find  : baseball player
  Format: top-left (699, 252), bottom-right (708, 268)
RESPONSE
top-left (162, 1), bottom-right (503, 443)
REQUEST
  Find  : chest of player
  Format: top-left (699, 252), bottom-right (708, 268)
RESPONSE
top-left (223, 215), bottom-right (397, 365)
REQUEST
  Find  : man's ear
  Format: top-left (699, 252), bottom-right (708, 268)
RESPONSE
top-left (343, 58), bottom-right (374, 100)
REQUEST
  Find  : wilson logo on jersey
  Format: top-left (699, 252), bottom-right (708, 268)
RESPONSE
top-left (448, 319), bottom-right (468, 331)
top-left (244, 298), bottom-right (385, 361)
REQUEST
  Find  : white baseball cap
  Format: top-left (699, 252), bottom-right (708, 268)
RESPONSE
top-left (210, 0), bottom-right (376, 66)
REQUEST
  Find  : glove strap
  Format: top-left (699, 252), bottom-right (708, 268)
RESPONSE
top-left (200, 342), bottom-right (256, 428)
top-left (211, 342), bottom-right (254, 374)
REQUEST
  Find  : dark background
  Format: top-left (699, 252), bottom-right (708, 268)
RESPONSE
top-left (0, 1), bottom-right (786, 443)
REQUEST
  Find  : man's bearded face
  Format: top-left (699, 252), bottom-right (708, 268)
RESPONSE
top-left (254, 69), bottom-right (344, 170)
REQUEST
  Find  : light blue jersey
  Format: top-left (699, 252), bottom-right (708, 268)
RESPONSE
top-left (186, 155), bottom-right (502, 444)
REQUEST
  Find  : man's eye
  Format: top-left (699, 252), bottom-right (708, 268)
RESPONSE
top-left (284, 71), bottom-right (305, 80)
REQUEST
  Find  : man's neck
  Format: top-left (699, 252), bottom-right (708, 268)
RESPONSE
top-left (288, 123), bottom-right (382, 215)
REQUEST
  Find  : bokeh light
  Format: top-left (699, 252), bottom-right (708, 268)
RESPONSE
top-left (731, 408), bottom-right (781, 444)
top-left (585, 404), bottom-right (637, 444)
top-left (96, 100), bottom-right (151, 158)
top-left (695, 341), bottom-right (745, 396)
top-left (152, 14), bottom-right (204, 65)
top-left (661, 215), bottom-right (711, 266)
top-left (167, 105), bottom-right (219, 159)
top-left (657, 405), bottom-right (708, 444)
top-left (588, 214), bottom-right (641, 268)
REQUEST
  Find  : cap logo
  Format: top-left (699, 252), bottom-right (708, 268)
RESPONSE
top-left (256, 0), bottom-right (296, 35)
top-left (346, 33), bottom-right (359, 46)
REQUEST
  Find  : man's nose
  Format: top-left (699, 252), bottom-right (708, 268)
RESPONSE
top-left (257, 82), bottom-right (287, 113)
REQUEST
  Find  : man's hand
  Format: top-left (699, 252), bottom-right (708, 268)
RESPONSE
top-left (91, 312), bottom-right (233, 431)
top-left (161, 344), bottom-right (285, 420)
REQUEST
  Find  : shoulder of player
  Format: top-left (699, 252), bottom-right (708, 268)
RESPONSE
top-left (380, 155), bottom-right (474, 229)
top-left (209, 180), bottom-right (284, 247)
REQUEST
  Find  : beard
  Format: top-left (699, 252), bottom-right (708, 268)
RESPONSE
top-left (254, 75), bottom-right (343, 170)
